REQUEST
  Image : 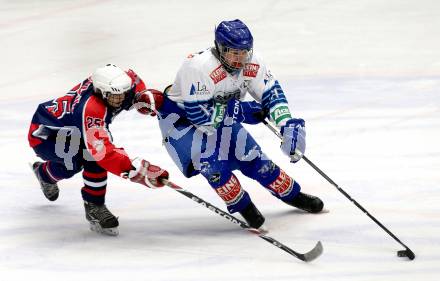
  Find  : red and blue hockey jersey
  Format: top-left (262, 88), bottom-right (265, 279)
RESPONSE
top-left (28, 70), bottom-right (146, 176)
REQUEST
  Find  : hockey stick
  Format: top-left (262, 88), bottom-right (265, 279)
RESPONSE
top-left (163, 179), bottom-right (323, 262)
top-left (262, 119), bottom-right (416, 260)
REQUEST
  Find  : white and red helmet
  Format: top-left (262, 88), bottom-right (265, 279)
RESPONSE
top-left (92, 64), bottom-right (132, 103)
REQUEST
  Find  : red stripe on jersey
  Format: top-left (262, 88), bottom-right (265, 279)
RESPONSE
top-left (44, 161), bottom-right (61, 182)
top-left (126, 69), bottom-right (146, 93)
top-left (28, 123), bottom-right (43, 148)
top-left (83, 170), bottom-right (107, 179)
top-left (82, 187), bottom-right (106, 196)
top-left (82, 96), bottom-right (133, 176)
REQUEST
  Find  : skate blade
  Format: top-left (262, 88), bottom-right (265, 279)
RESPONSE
top-left (89, 221), bottom-right (119, 236)
top-left (248, 223), bottom-right (269, 235)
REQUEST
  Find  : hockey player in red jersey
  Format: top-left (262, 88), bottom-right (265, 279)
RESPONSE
top-left (28, 64), bottom-right (168, 236)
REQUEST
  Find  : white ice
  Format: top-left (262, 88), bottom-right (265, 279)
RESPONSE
top-left (0, 0), bottom-right (439, 280)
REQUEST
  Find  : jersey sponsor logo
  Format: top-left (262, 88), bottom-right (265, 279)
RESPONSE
top-left (231, 99), bottom-right (240, 120)
top-left (267, 170), bottom-right (293, 197)
top-left (210, 65), bottom-right (227, 84)
top-left (212, 102), bottom-right (227, 128)
top-left (271, 105), bottom-right (291, 125)
top-left (215, 175), bottom-right (243, 204)
top-left (243, 63), bottom-right (260, 78)
top-left (272, 106), bottom-right (290, 120)
top-left (190, 82), bottom-right (210, 96)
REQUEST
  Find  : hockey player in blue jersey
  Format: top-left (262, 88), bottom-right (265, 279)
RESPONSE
top-left (28, 64), bottom-right (169, 235)
top-left (157, 19), bottom-right (323, 230)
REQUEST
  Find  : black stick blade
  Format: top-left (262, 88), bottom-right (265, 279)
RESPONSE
top-left (302, 241), bottom-right (324, 262)
top-left (397, 249), bottom-right (416, 260)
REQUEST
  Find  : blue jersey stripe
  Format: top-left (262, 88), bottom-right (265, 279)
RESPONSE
top-left (262, 80), bottom-right (288, 110)
top-left (191, 114), bottom-right (211, 124)
top-left (183, 99), bottom-right (213, 125)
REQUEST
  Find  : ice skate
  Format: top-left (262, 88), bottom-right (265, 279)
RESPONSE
top-left (240, 202), bottom-right (267, 232)
top-left (84, 201), bottom-right (119, 236)
top-left (286, 192), bottom-right (324, 213)
top-left (31, 162), bottom-right (59, 201)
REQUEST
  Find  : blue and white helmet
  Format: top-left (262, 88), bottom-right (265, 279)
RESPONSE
top-left (215, 19), bottom-right (253, 73)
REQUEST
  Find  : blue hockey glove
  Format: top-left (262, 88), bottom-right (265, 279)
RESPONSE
top-left (280, 118), bottom-right (306, 163)
top-left (225, 99), bottom-right (266, 125)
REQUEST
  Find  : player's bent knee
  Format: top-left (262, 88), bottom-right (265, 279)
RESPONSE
top-left (241, 159), bottom-right (279, 185)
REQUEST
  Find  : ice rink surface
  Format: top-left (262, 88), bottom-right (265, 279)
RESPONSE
top-left (0, 0), bottom-right (439, 280)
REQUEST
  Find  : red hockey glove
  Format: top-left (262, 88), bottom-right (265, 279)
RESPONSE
top-left (122, 158), bottom-right (169, 188)
top-left (134, 89), bottom-right (164, 116)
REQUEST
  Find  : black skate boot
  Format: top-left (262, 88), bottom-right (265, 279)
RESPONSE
top-left (239, 202), bottom-right (266, 230)
top-left (84, 201), bottom-right (119, 236)
top-left (32, 162), bottom-right (59, 201)
top-left (286, 192), bottom-right (324, 213)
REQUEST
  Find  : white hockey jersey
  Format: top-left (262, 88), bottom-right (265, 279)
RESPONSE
top-left (167, 48), bottom-right (292, 127)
